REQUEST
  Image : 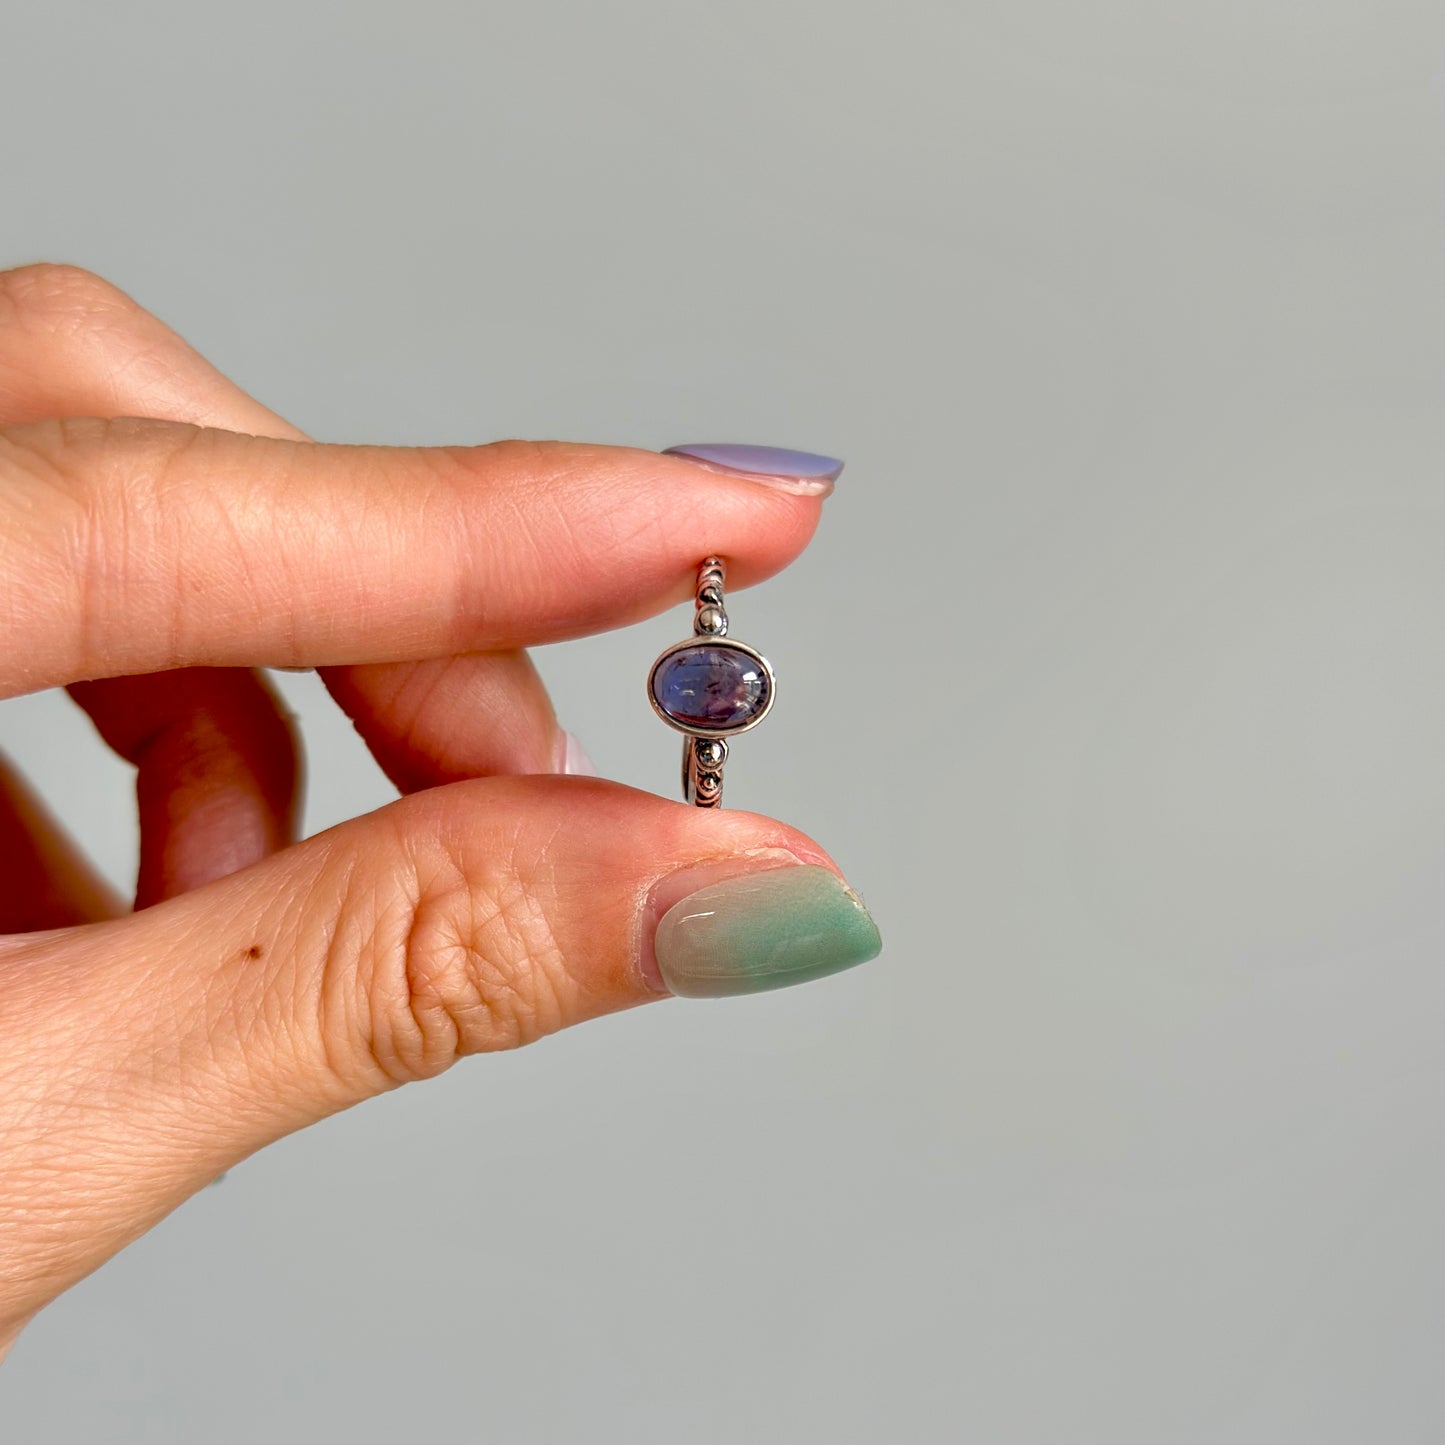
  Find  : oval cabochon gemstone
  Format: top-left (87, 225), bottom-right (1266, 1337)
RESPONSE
top-left (652, 644), bottom-right (771, 731)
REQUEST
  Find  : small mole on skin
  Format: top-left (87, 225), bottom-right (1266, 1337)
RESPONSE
top-left (246, 945), bottom-right (262, 960)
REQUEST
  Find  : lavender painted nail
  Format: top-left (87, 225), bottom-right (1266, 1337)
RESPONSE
top-left (662, 444), bottom-right (844, 496)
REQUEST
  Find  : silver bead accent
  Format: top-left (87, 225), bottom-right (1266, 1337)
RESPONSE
top-left (696, 738), bottom-right (728, 769)
top-left (695, 604), bottom-right (728, 635)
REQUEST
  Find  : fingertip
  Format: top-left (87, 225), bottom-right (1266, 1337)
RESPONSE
top-left (496, 440), bottom-right (829, 592)
top-left (650, 864), bottom-right (882, 999)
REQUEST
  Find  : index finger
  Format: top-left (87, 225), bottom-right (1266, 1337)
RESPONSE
top-left (0, 421), bottom-right (829, 694)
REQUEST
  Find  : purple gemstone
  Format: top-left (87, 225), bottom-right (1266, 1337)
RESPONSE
top-left (652, 644), bottom-right (770, 731)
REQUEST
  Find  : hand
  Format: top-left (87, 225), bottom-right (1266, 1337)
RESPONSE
top-left (0, 265), bottom-right (880, 1355)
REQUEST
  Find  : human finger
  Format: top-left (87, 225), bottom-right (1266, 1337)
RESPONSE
top-left (0, 777), bottom-right (880, 1331)
top-left (0, 413), bottom-right (826, 699)
top-left (0, 418), bottom-right (823, 696)
top-left (322, 648), bottom-right (577, 790)
top-left (68, 669), bottom-right (300, 907)
top-left (0, 262), bottom-right (303, 432)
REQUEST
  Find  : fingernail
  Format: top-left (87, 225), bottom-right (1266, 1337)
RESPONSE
top-left (662, 444), bottom-right (844, 497)
top-left (653, 864), bottom-right (881, 998)
top-left (556, 730), bottom-right (599, 776)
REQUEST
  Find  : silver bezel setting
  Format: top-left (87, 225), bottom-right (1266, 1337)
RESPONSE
top-left (646, 636), bottom-right (776, 740)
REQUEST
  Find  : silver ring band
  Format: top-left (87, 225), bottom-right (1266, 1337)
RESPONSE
top-left (647, 557), bottom-right (776, 808)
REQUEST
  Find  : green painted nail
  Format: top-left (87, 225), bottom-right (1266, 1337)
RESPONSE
top-left (655, 865), bottom-right (882, 999)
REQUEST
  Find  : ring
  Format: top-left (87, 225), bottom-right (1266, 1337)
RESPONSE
top-left (647, 557), bottom-right (775, 808)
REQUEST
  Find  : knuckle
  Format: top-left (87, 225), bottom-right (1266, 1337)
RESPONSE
top-left (0, 262), bottom-right (131, 336)
top-left (1, 413), bottom-right (199, 490)
top-left (323, 834), bottom-right (573, 1088)
top-left (0, 415), bottom-right (207, 685)
top-left (0, 413), bottom-right (196, 550)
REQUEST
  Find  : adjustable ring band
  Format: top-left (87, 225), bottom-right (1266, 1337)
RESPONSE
top-left (647, 557), bottom-right (776, 808)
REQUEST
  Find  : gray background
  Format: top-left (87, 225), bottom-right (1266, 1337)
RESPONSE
top-left (2, 0), bottom-right (1442, 1440)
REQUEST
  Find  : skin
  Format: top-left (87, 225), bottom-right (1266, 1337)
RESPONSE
top-left (0, 263), bottom-right (848, 1358)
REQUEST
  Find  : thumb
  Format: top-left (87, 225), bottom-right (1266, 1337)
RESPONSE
top-left (0, 778), bottom-right (879, 1326)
